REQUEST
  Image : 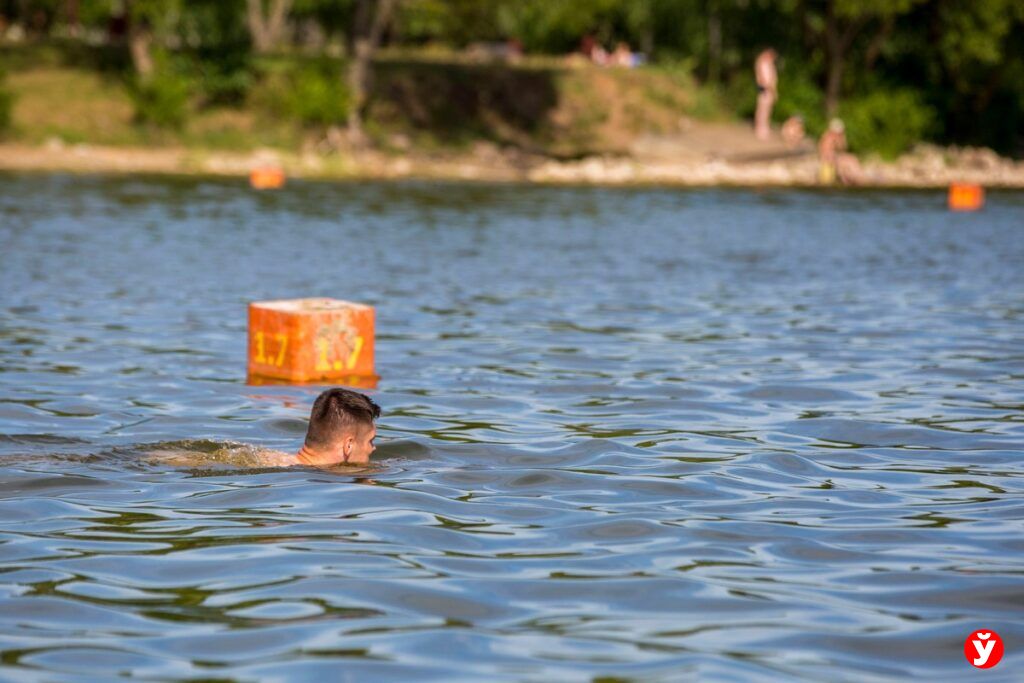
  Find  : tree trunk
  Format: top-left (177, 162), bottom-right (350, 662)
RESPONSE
top-left (246, 0), bottom-right (293, 53)
top-left (823, 0), bottom-right (841, 116)
top-left (122, 0), bottom-right (152, 80)
top-left (127, 0), bottom-right (154, 82)
top-left (65, 0), bottom-right (80, 36)
top-left (864, 16), bottom-right (893, 71)
top-left (798, 0), bottom-right (813, 50)
top-left (129, 29), bottom-right (154, 81)
top-left (707, 0), bottom-right (721, 84)
top-left (246, 0), bottom-right (269, 52)
top-left (640, 0), bottom-right (654, 58)
top-left (823, 0), bottom-right (868, 117)
top-left (346, 0), bottom-right (396, 146)
top-left (825, 54), bottom-right (843, 116)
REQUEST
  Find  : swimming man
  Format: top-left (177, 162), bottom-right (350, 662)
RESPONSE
top-left (145, 388), bottom-right (380, 469)
top-left (277, 387), bottom-right (380, 467)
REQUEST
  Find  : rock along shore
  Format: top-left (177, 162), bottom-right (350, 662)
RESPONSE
top-left (2, 141), bottom-right (1023, 189)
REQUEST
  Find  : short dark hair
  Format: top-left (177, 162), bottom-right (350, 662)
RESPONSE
top-left (304, 388), bottom-right (380, 448)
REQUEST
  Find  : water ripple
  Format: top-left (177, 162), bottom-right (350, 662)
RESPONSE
top-left (0, 176), bottom-right (1022, 680)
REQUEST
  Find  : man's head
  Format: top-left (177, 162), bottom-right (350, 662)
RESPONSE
top-left (304, 388), bottom-right (380, 465)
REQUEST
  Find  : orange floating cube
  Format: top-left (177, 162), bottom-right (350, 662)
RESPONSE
top-left (250, 166), bottom-right (285, 190)
top-left (948, 183), bottom-right (984, 211)
top-left (248, 298), bottom-right (375, 382)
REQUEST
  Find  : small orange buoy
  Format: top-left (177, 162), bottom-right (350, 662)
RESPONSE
top-left (250, 166), bottom-right (285, 190)
top-left (248, 298), bottom-right (375, 383)
top-left (948, 183), bottom-right (984, 211)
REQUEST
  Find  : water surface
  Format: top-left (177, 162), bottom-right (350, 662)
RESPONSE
top-left (1, 175), bottom-right (1023, 680)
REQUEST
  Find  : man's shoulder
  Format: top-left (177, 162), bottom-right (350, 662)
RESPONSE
top-left (256, 450), bottom-right (300, 467)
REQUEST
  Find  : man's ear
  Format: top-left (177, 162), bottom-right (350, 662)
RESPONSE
top-left (343, 435), bottom-right (354, 459)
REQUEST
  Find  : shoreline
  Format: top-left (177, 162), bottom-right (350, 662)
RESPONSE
top-left (2, 141), bottom-right (1023, 189)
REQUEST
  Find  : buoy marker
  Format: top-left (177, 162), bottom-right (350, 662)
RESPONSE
top-left (250, 165), bottom-right (286, 190)
top-left (948, 183), bottom-right (984, 211)
top-left (248, 298), bottom-right (375, 383)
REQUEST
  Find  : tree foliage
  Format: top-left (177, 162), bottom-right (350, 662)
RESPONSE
top-left (1, 0), bottom-right (1021, 154)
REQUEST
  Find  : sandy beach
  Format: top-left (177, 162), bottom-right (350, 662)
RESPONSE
top-left (3, 139), bottom-right (1022, 188)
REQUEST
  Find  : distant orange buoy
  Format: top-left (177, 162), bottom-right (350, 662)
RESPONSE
top-left (948, 183), bottom-right (984, 211)
top-left (248, 298), bottom-right (375, 383)
top-left (250, 166), bottom-right (285, 190)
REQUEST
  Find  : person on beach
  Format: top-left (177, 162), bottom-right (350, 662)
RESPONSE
top-left (818, 118), bottom-right (845, 184)
top-left (611, 41), bottom-right (636, 68)
top-left (754, 48), bottom-right (778, 140)
top-left (818, 118), bottom-right (862, 185)
top-left (781, 115), bottom-right (805, 147)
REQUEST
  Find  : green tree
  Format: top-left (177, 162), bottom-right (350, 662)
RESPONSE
top-left (124, 0), bottom-right (181, 81)
top-left (348, 0), bottom-right (398, 144)
top-left (800, 0), bottom-right (924, 115)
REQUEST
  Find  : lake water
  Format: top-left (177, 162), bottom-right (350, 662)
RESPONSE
top-left (1, 174), bottom-right (1022, 681)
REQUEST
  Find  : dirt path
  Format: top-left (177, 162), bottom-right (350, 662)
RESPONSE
top-left (1, 135), bottom-right (1022, 189)
top-left (630, 120), bottom-right (810, 163)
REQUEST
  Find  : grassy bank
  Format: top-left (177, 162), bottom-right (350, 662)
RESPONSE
top-left (1, 42), bottom-right (724, 159)
top-left (3, 43), bottom-right (1022, 189)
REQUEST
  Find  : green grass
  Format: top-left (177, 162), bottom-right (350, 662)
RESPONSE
top-left (4, 45), bottom-right (730, 157)
top-left (9, 68), bottom-right (141, 145)
top-left (7, 66), bottom-right (303, 149)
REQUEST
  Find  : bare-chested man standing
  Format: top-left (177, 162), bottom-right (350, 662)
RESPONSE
top-left (754, 48), bottom-right (778, 141)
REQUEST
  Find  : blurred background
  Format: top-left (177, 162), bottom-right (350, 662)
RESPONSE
top-left (0, 0), bottom-right (1021, 166)
top-left (3, 4), bottom-right (1024, 680)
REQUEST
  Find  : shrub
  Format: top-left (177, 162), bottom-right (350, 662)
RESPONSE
top-left (254, 60), bottom-right (350, 128)
top-left (195, 59), bottom-right (252, 107)
top-left (0, 90), bottom-right (12, 133)
top-left (773, 69), bottom-right (827, 137)
top-left (129, 69), bottom-right (192, 129)
top-left (720, 74), bottom-right (756, 121)
top-left (194, 42), bottom-right (253, 107)
top-left (0, 71), bottom-right (13, 134)
top-left (840, 89), bottom-right (935, 159)
top-left (286, 63), bottom-right (351, 127)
